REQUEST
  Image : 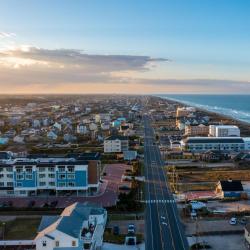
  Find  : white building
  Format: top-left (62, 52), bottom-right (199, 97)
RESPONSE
top-left (182, 137), bottom-right (246, 152)
top-left (95, 114), bottom-right (110, 123)
top-left (35, 202), bottom-right (107, 250)
top-left (104, 135), bottom-right (129, 153)
top-left (209, 125), bottom-right (240, 137)
top-left (176, 107), bottom-right (196, 117)
top-left (77, 124), bottom-right (88, 134)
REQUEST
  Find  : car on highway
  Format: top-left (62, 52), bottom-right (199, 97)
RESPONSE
top-left (229, 217), bottom-right (237, 225)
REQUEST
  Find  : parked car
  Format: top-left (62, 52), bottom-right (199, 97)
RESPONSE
top-left (230, 217), bottom-right (237, 225)
top-left (113, 226), bottom-right (120, 235)
top-left (127, 237), bottom-right (136, 245)
top-left (128, 224), bottom-right (135, 233)
top-left (240, 217), bottom-right (248, 225)
top-left (50, 200), bottom-right (58, 208)
top-left (28, 200), bottom-right (35, 208)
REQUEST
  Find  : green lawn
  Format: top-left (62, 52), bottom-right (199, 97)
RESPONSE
top-left (104, 230), bottom-right (144, 244)
top-left (0, 217), bottom-right (41, 240)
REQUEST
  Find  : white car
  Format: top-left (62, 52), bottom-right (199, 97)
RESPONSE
top-left (128, 224), bottom-right (135, 233)
top-left (230, 217), bottom-right (237, 225)
top-left (190, 200), bottom-right (206, 210)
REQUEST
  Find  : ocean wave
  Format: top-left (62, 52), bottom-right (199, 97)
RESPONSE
top-left (157, 95), bottom-right (250, 124)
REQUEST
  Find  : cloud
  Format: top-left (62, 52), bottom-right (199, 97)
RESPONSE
top-left (0, 46), bottom-right (169, 88)
top-left (0, 46), bottom-right (249, 94)
top-left (0, 47), bottom-right (167, 72)
top-left (0, 32), bottom-right (16, 38)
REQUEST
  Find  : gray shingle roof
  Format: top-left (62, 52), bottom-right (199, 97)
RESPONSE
top-left (37, 202), bottom-right (105, 239)
top-left (105, 135), bottom-right (128, 141)
top-left (186, 137), bottom-right (244, 144)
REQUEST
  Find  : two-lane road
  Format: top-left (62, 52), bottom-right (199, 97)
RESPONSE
top-left (144, 115), bottom-right (189, 250)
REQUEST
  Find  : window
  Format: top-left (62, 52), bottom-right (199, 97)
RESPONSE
top-left (48, 167), bottom-right (55, 172)
top-left (6, 174), bottom-right (13, 178)
top-left (67, 166), bottom-right (75, 172)
top-left (26, 174), bottom-right (33, 180)
top-left (7, 182), bottom-right (13, 187)
top-left (16, 167), bottom-right (23, 173)
top-left (39, 167), bottom-right (46, 172)
top-left (68, 182), bottom-right (75, 187)
top-left (0, 182), bottom-right (4, 187)
top-left (58, 166), bottom-right (65, 172)
top-left (16, 174), bottom-right (24, 180)
top-left (16, 182), bottom-right (22, 187)
top-left (58, 182), bottom-right (66, 187)
top-left (25, 166), bottom-right (32, 173)
top-left (0, 168), bottom-right (3, 172)
top-left (0, 174), bottom-right (4, 178)
top-left (39, 174), bottom-right (46, 178)
top-left (39, 182), bottom-right (46, 186)
top-left (55, 241), bottom-right (59, 247)
top-left (58, 174), bottom-right (66, 180)
top-left (48, 173), bottom-right (55, 178)
top-left (6, 167), bottom-right (12, 172)
top-left (42, 240), bottom-right (47, 247)
top-left (49, 182), bottom-right (55, 186)
top-left (67, 173), bottom-right (75, 180)
top-left (72, 241), bottom-right (76, 246)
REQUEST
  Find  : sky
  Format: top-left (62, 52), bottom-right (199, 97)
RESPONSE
top-left (0, 0), bottom-right (250, 94)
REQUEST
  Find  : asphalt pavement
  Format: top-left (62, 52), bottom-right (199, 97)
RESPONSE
top-left (143, 115), bottom-right (189, 250)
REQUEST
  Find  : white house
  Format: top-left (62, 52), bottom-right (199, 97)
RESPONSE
top-left (47, 131), bottom-right (58, 140)
top-left (13, 135), bottom-right (25, 144)
top-left (53, 122), bottom-right (62, 131)
top-left (77, 124), bottom-right (88, 134)
top-left (35, 202), bottom-right (107, 250)
top-left (104, 135), bottom-right (129, 153)
top-left (89, 123), bottom-right (98, 131)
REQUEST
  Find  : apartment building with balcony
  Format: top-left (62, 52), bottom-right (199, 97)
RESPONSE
top-left (0, 152), bottom-right (101, 197)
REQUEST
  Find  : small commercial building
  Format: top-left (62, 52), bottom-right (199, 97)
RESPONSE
top-left (215, 180), bottom-right (244, 198)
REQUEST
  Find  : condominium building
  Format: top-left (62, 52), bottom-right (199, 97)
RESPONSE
top-left (104, 135), bottom-right (129, 153)
top-left (185, 124), bottom-right (209, 136)
top-left (0, 152), bottom-right (101, 196)
top-left (209, 125), bottom-right (240, 137)
top-left (176, 107), bottom-right (196, 118)
top-left (181, 137), bottom-right (246, 152)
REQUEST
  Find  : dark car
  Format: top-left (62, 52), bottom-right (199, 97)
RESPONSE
top-left (127, 237), bottom-right (136, 245)
top-left (28, 200), bottom-right (35, 208)
top-left (113, 226), bottom-right (120, 235)
top-left (50, 200), bottom-right (58, 208)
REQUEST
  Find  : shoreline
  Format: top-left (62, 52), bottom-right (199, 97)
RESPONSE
top-left (153, 95), bottom-right (250, 137)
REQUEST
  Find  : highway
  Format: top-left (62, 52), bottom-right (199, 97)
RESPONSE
top-left (143, 115), bottom-right (189, 250)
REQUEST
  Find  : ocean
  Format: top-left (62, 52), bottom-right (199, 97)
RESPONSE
top-left (157, 95), bottom-right (250, 124)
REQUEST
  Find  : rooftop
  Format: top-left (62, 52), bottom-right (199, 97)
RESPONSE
top-left (185, 137), bottom-right (245, 144)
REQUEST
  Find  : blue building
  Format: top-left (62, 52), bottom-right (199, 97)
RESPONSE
top-left (0, 153), bottom-right (101, 196)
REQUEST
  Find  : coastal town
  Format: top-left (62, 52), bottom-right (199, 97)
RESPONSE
top-left (0, 95), bottom-right (249, 249)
